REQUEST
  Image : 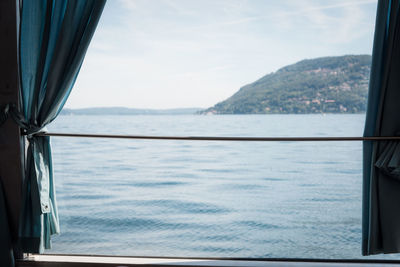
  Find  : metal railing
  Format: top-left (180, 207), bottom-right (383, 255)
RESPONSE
top-left (36, 132), bottom-right (400, 141)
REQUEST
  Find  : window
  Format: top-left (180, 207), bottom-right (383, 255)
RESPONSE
top-left (26, 0), bottom-right (399, 261)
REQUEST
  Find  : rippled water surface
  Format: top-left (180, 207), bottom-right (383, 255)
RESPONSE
top-left (46, 114), bottom-right (392, 259)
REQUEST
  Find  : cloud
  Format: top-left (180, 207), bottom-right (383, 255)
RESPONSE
top-left (117, 0), bottom-right (137, 11)
top-left (67, 0), bottom-right (377, 109)
top-left (161, 0), bottom-right (196, 16)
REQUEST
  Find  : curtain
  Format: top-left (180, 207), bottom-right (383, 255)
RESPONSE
top-left (363, 0), bottom-right (400, 255)
top-left (13, 0), bottom-right (106, 253)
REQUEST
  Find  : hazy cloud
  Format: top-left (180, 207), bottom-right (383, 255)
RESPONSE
top-left (66, 0), bottom-right (377, 109)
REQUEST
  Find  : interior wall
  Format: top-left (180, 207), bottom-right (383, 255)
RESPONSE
top-left (0, 0), bottom-right (24, 242)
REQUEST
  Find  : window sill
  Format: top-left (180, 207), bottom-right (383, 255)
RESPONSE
top-left (15, 254), bottom-right (400, 267)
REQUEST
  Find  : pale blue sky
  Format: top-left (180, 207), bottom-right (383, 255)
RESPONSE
top-left (66, 0), bottom-right (378, 109)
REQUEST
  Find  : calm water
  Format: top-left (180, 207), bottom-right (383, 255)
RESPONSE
top-left (46, 114), bottom-right (392, 259)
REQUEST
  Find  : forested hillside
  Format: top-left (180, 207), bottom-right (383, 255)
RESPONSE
top-left (203, 55), bottom-right (371, 114)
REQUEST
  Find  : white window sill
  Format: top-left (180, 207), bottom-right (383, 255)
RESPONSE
top-left (16, 254), bottom-right (400, 267)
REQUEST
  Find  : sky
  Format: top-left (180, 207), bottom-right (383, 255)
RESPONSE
top-left (65, 0), bottom-right (378, 109)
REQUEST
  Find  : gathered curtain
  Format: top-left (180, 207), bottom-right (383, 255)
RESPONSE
top-left (363, 0), bottom-right (400, 255)
top-left (11, 0), bottom-right (106, 254)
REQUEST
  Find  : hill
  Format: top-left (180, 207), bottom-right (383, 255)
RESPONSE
top-left (60, 107), bottom-right (202, 115)
top-left (202, 55), bottom-right (371, 114)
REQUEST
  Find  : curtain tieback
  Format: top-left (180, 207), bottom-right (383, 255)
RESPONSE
top-left (375, 139), bottom-right (400, 180)
top-left (0, 103), bottom-right (45, 137)
top-left (1, 103), bottom-right (51, 214)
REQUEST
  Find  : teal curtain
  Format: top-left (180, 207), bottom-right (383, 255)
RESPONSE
top-left (16, 0), bottom-right (106, 253)
top-left (363, 0), bottom-right (400, 255)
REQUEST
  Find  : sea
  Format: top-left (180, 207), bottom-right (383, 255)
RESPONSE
top-left (46, 114), bottom-right (398, 260)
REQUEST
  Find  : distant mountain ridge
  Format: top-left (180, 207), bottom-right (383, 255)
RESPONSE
top-left (202, 55), bottom-right (371, 114)
top-left (61, 107), bottom-right (202, 115)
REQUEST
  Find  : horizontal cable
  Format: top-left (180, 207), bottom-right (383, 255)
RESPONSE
top-left (35, 132), bottom-right (400, 142)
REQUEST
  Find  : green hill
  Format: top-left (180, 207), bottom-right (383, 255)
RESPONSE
top-left (202, 55), bottom-right (371, 114)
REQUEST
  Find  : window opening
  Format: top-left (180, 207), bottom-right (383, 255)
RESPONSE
top-left (40, 0), bottom-right (392, 260)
